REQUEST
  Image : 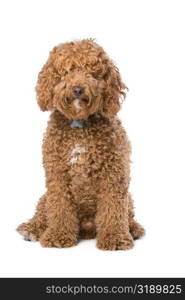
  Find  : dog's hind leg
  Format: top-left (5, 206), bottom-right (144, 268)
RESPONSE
top-left (17, 194), bottom-right (47, 241)
top-left (128, 193), bottom-right (145, 240)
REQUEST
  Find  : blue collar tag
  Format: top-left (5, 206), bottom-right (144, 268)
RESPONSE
top-left (70, 120), bottom-right (83, 128)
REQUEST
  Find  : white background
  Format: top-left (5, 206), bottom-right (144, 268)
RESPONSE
top-left (0, 0), bottom-right (185, 277)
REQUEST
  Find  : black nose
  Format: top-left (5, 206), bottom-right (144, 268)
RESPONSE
top-left (73, 86), bottom-right (83, 96)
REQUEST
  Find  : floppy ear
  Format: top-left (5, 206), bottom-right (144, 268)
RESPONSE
top-left (36, 48), bottom-right (60, 111)
top-left (102, 62), bottom-right (127, 117)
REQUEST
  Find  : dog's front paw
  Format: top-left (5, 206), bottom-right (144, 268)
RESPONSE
top-left (39, 229), bottom-right (78, 248)
top-left (97, 232), bottom-right (134, 251)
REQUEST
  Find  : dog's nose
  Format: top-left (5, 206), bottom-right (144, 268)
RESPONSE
top-left (73, 86), bottom-right (83, 97)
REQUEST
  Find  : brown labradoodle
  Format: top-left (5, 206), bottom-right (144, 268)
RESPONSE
top-left (17, 39), bottom-right (145, 250)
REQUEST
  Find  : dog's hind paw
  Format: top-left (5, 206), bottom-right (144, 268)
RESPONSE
top-left (18, 230), bottom-right (37, 242)
top-left (17, 222), bottom-right (38, 242)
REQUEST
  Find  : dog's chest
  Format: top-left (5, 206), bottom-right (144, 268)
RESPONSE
top-left (65, 134), bottom-right (98, 204)
top-left (64, 129), bottom-right (99, 185)
top-left (58, 120), bottom-right (118, 186)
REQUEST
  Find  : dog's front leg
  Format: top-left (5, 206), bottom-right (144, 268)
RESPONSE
top-left (96, 179), bottom-right (134, 250)
top-left (40, 176), bottom-right (79, 248)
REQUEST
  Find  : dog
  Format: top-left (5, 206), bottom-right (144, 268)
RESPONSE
top-left (17, 39), bottom-right (144, 250)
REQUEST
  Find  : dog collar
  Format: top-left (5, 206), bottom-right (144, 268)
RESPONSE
top-left (70, 120), bottom-right (84, 128)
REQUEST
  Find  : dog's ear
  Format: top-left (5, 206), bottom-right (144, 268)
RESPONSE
top-left (36, 48), bottom-right (60, 111)
top-left (102, 62), bottom-right (127, 117)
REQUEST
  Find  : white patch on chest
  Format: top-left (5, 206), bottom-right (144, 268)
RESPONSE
top-left (70, 120), bottom-right (83, 128)
top-left (70, 145), bottom-right (85, 164)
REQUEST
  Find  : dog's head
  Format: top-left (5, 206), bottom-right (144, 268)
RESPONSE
top-left (36, 39), bottom-right (127, 120)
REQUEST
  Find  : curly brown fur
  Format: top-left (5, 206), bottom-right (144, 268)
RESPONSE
top-left (17, 39), bottom-right (144, 250)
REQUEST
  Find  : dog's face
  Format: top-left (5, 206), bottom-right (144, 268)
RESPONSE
top-left (36, 39), bottom-right (127, 120)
